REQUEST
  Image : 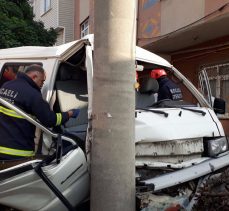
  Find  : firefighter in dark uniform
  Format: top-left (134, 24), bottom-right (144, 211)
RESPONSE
top-left (151, 69), bottom-right (183, 101)
top-left (0, 66), bottom-right (17, 87)
top-left (0, 65), bottom-right (80, 161)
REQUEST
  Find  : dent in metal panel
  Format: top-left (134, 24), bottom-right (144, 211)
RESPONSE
top-left (143, 152), bottom-right (229, 191)
top-left (135, 138), bottom-right (203, 156)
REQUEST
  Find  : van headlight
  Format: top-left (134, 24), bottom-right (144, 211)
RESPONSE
top-left (207, 137), bottom-right (228, 157)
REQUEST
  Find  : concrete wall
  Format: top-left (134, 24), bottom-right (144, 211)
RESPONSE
top-left (205, 0), bottom-right (229, 14)
top-left (137, 0), bottom-right (205, 46)
top-left (161, 0), bottom-right (205, 35)
top-left (74, 0), bottom-right (90, 40)
top-left (79, 0), bottom-right (89, 23)
top-left (89, 0), bottom-right (95, 36)
top-left (56, 28), bottom-right (64, 45)
top-left (74, 0), bottom-right (80, 39)
top-left (59, 0), bottom-right (74, 43)
top-left (221, 118), bottom-right (229, 136)
top-left (33, 0), bottom-right (58, 29)
top-left (172, 36), bottom-right (229, 135)
top-left (33, 0), bottom-right (75, 44)
top-left (137, 0), bottom-right (161, 46)
top-left (137, 0), bottom-right (229, 46)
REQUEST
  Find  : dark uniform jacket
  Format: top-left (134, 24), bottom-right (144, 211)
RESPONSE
top-left (0, 76), bottom-right (10, 88)
top-left (0, 72), bottom-right (69, 159)
top-left (157, 77), bottom-right (183, 101)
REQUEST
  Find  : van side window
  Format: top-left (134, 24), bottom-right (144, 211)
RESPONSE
top-left (0, 65), bottom-right (18, 87)
top-left (0, 63), bottom-right (43, 87)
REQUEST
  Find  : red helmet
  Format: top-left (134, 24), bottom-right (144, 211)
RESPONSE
top-left (151, 69), bottom-right (167, 79)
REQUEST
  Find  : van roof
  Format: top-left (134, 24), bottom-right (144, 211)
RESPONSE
top-left (0, 34), bottom-right (172, 68)
top-left (135, 46), bottom-right (171, 68)
top-left (0, 40), bottom-right (83, 59)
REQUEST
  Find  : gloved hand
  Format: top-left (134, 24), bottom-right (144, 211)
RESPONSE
top-left (71, 109), bottom-right (80, 118)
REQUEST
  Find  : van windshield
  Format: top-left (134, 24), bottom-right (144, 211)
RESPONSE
top-left (135, 62), bottom-right (200, 109)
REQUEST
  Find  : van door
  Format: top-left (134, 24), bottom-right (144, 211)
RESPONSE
top-left (198, 69), bottom-right (213, 107)
top-left (58, 40), bottom-right (89, 62)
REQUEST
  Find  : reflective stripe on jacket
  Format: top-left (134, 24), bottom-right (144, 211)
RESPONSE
top-left (0, 72), bottom-right (69, 159)
top-left (0, 146), bottom-right (35, 157)
top-left (0, 106), bottom-right (25, 119)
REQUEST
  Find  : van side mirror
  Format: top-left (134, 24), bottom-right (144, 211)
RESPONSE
top-left (213, 97), bottom-right (225, 114)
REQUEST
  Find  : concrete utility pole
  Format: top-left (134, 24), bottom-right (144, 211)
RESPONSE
top-left (91, 0), bottom-right (136, 210)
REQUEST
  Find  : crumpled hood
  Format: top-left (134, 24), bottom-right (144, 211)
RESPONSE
top-left (135, 107), bottom-right (224, 143)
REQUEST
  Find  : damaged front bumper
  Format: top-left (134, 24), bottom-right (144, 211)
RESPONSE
top-left (142, 151), bottom-right (229, 191)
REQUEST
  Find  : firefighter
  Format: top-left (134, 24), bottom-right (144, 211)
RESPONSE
top-left (0, 64), bottom-right (80, 160)
top-left (0, 66), bottom-right (17, 87)
top-left (151, 69), bottom-right (183, 101)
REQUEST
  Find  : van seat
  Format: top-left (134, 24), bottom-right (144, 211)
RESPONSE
top-left (55, 79), bottom-right (88, 140)
top-left (136, 77), bottom-right (159, 109)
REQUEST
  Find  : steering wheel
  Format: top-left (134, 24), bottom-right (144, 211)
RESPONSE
top-left (151, 99), bottom-right (172, 107)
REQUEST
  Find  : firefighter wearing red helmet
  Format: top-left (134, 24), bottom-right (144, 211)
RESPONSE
top-left (151, 69), bottom-right (183, 101)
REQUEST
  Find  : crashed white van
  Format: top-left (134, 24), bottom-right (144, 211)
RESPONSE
top-left (0, 35), bottom-right (228, 210)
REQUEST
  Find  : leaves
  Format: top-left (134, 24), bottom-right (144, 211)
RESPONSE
top-left (0, 0), bottom-right (57, 49)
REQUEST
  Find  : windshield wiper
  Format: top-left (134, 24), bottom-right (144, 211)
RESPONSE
top-left (137, 108), bottom-right (169, 117)
top-left (180, 107), bottom-right (206, 116)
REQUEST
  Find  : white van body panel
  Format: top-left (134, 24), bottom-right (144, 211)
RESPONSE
top-left (0, 40), bottom-right (83, 60)
top-left (0, 148), bottom-right (89, 211)
top-left (135, 46), bottom-right (172, 68)
top-left (143, 151), bottom-right (229, 191)
top-left (135, 108), bottom-right (222, 142)
top-left (0, 35), bottom-right (172, 68)
top-left (0, 35), bottom-right (228, 210)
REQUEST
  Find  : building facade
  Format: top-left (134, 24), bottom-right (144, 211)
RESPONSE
top-left (31, 0), bottom-right (75, 45)
top-left (32, 0), bottom-right (229, 133)
top-left (32, 0), bottom-right (92, 43)
top-left (137, 0), bottom-right (229, 134)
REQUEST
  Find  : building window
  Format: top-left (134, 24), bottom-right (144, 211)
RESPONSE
top-left (200, 63), bottom-right (229, 115)
top-left (80, 18), bottom-right (89, 38)
top-left (43, 0), bottom-right (51, 13)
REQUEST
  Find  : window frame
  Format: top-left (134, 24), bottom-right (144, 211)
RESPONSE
top-left (200, 62), bottom-right (229, 115)
top-left (0, 63), bottom-right (42, 88)
top-left (43, 0), bottom-right (51, 14)
top-left (80, 18), bottom-right (89, 38)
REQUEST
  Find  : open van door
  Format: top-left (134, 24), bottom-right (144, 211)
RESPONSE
top-left (198, 68), bottom-right (213, 107)
top-left (199, 68), bottom-right (225, 114)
